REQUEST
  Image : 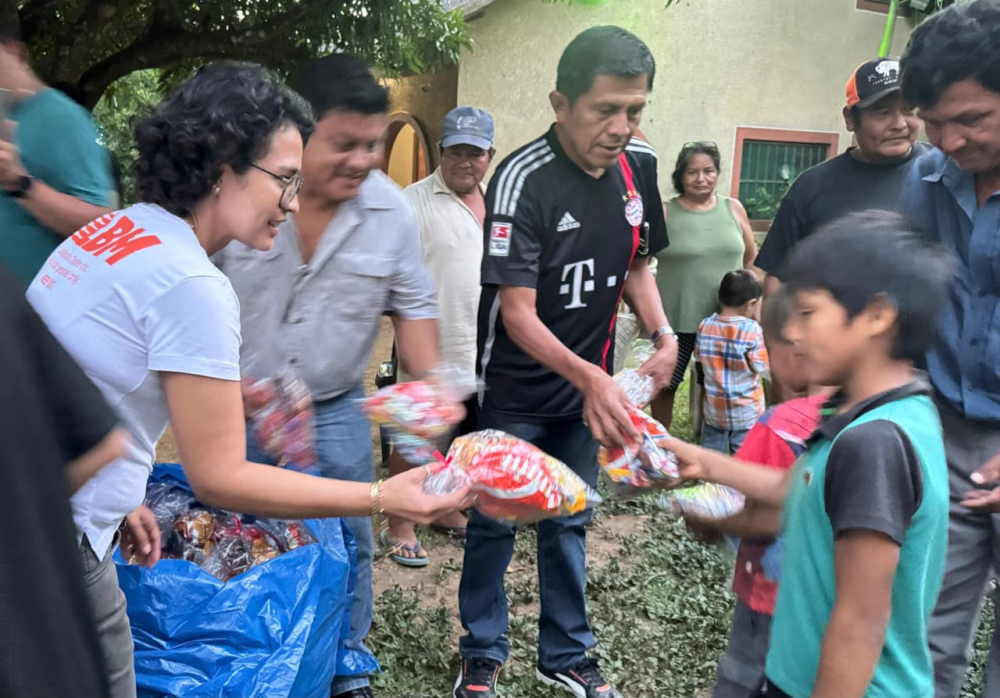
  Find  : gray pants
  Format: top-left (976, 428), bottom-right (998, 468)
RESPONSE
top-left (81, 535), bottom-right (136, 698)
top-left (714, 601), bottom-right (772, 698)
top-left (929, 402), bottom-right (1000, 698)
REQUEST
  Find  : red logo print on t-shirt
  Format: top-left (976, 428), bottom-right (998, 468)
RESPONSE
top-left (71, 214), bottom-right (162, 265)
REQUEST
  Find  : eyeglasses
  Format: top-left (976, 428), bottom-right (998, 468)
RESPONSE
top-left (250, 164), bottom-right (304, 209)
top-left (683, 140), bottom-right (718, 150)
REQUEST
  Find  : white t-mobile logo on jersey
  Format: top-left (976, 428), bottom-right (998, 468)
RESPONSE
top-left (560, 258), bottom-right (596, 309)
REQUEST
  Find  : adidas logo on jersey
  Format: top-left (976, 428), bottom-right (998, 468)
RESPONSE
top-left (557, 212), bottom-right (581, 232)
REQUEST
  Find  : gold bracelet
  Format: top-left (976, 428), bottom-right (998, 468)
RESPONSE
top-left (370, 479), bottom-right (387, 534)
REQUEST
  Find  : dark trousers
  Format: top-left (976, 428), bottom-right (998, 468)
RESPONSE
top-left (457, 412), bottom-right (599, 672)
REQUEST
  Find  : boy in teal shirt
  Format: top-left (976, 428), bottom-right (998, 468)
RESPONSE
top-left (666, 211), bottom-right (952, 698)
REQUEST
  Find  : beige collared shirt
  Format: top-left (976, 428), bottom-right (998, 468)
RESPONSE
top-left (216, 170), bottom-right (437, 400)
top-left (402, 168), bottom-right (485, 386)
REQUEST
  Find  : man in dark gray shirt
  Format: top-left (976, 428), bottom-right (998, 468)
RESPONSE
top-left (756, 57), bottom-right (925, 295)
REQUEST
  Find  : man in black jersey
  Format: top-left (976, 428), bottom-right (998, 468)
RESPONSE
top-left (756, 57), bottom-right (925, 295)
top-left (454, 26), bottom-right (678, 698)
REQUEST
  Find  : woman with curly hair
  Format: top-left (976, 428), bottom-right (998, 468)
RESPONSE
top-left (25, 63), bottom-right (470, 698)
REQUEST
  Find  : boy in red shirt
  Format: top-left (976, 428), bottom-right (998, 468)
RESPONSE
top-left (683, 285), bottom-right (829, 698)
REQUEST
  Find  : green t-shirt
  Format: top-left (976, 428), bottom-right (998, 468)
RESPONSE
top-left (766, 384), bottom-right (948, 698)
top-left (0, 89), bottom-right (114, 288)
top-left (654, 195), bottom-right (745, 334)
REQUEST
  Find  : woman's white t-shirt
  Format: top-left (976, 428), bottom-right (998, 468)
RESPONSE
top-left (27, 203), bottom-right (242, 560)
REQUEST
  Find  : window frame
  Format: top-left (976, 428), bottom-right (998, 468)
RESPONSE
top-left (856, 0), bottom-right (913, 16)
top-left (730, 126), bottom-right (840, 232)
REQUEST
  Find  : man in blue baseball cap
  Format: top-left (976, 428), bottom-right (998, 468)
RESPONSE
top-left (382, 106), bottom-right (496, 566)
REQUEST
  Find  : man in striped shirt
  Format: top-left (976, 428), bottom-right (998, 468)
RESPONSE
top-left (454, 26), bottom-right (676, 698)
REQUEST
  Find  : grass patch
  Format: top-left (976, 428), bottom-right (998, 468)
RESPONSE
top-left (369, 368), bottom-right (994, 697)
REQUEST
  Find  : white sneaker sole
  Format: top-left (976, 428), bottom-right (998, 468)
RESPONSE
top-left (535, 669), bottom-right (586, 698)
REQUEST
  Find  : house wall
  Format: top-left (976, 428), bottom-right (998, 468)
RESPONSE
top-left (385, 66), bottom-right (460, 170)
top-left (457, 0), bottom-right (915, 197)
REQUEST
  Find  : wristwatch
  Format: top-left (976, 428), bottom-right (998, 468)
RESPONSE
top-left (650, 326), bottom-right (675, 347)
top-left (4, 175), bottom-right (33, 199)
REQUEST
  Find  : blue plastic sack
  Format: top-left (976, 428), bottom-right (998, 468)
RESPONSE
top-left (761, 534), bottom-right (785, 582)
top-left (116, 464), bottom-right (378, 698)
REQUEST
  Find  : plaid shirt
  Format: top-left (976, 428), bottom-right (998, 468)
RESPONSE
top-left (696, 313), bottom-right (769, 430)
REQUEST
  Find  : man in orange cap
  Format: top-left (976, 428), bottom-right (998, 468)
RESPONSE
top-left (756, 57), bottom-right (925, 294)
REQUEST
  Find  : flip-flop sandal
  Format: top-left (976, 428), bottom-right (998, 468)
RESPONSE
top-left (380, 530), bottom-right (430, 568)
top-left (430, 523), bottom-right (468, 539)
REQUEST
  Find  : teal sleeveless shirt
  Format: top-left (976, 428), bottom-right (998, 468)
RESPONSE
top-left (654, 195), bottom-right (745, 333)
top-left (766, 393), bottom-right (948, 698)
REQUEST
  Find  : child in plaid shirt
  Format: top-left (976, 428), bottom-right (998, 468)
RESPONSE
top-left (696, 270), bottom-right (769, 454)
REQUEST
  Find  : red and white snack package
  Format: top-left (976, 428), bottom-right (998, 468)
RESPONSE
top-left (362, 365), bottom-right (475, 463)
top-left (598, 406), bottom-right (680, 496)
top-left (424, 430), bottom-right (602, 524)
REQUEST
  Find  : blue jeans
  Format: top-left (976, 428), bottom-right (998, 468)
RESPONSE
top-left (247, 385), bottom-right (376, 694)
top-left (458, 413), bottom-right (599, 673)
top-left (702, 423), bottom-right (750, 455)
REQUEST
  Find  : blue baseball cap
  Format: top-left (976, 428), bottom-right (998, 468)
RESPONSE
top-left (441, 106), bottom-right (495, 150)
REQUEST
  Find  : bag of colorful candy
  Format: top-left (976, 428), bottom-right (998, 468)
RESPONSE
top-left (598, 406), bottom-right (680, 496)
top-left (362, 365), bottom-right (475, 463)
top-left (142, 475), bottom-right (318, 581)
top-left (243, 366), bottom-right (317, 471)
top-left (661, 482), bottom-right (746, 520)
top-left (116, 464), bottom-right (378, 698)
top-left (424, 429), bottom-right (601, 524)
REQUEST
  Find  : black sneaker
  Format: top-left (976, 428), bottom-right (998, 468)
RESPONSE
top-left (453, 657), bottom-right (501, 698)
top-left (536, 658), bottom-right (622, 698)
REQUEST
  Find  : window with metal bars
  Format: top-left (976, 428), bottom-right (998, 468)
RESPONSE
top-left (737, 141), bottom-right (829, 220)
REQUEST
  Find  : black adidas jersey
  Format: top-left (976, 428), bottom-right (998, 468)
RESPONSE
top-left (477, 126), bottom-right (668, 421)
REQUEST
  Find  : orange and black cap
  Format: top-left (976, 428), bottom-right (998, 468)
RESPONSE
top-left (846, 57), bottom-right (902, 109)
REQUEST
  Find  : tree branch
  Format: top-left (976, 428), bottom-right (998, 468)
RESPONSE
top-left (73, 3), bottom-right (324, 108)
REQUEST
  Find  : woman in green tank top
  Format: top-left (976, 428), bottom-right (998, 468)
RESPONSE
top-left (651, 141), bottom-right (758, 429)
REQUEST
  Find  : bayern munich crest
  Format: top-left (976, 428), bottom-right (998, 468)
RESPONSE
top-left (624, 195), bottom-right (644, 227)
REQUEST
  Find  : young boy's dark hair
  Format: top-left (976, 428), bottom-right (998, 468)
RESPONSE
top-left (780, 210), bottom-right (952, 362)
top-left (718, 269), bottom-right (763, 309)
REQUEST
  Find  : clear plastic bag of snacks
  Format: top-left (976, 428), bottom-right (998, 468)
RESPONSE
top-left (662, 483), bottom-right (746, 520)
top-left (613, 369), bottom-right (655, 409)
top-left (598, 406), bottom-right (679, 496)
top-left (424, 430), bottom-right (602, 524)
top-left (145, 482), bottom-right (193, 539)
top-left (362, 365), bottom-right (475, 463)
top-left (243, 367), bottom-right (317, 470)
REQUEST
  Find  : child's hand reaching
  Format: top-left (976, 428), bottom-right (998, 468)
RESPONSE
top-left (661, 436), bottom-right (712, 486)
top-left (683, 511), bottom-right (724, 544)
